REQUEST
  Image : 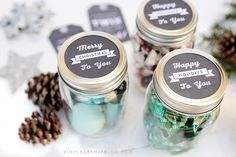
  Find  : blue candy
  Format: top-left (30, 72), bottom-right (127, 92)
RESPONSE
top-left (68, 103), bottom-right (105, 136)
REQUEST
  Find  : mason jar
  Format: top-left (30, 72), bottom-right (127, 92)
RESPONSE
top-left (132, 0), bottom-right (198, 90)
top-left (58, 31), bottom-right (128, 137)
top-left (144, 49), bottom-right (227, 153)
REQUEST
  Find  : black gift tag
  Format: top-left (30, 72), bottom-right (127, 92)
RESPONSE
top-left (49, 25), bottom-right (84, 53)
top-left (88, 4), bottom-right (130, 42)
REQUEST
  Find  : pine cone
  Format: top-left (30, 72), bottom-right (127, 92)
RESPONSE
top-left (218, 32), bottom-right (236, 64)
top-left (18, 107), bottom-right (62, 145)
top-left (25, 72), bottom-right (63, 111)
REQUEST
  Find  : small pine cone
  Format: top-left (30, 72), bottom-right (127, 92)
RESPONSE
top-left (18, 108), bottom-right (62, 145)
top-left (40, 106), bottom-right (62, 135)
top-left (25, 72), bottom-right (63, 111)
top-left (218, 32), bottom-right (236, 64)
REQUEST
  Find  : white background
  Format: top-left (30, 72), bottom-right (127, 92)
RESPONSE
top-left (0, 0), bottom-right (235, 157)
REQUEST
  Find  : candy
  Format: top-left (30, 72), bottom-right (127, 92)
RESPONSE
top-left (144, 89), bottom-right (218, 152)
top-left (68, 103), bottom-right (105, 136)
top-left (132, 33), bottom-right (193, 90)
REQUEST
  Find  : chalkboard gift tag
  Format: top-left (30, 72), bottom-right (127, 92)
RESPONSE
top-left (49, 25), bottom-right (84, 53)
top-left (88, 4), bottom-right (130, 42)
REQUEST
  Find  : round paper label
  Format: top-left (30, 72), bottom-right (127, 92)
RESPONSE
top-left (144, 0), bottom-right (193, 30)
top-left (163, 53), bottom-right (221, 99)
top-left (64, 35), bottom-right (120, 78)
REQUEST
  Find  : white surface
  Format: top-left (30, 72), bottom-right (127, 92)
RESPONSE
top-left (0, 0), bottom-right (235, 157)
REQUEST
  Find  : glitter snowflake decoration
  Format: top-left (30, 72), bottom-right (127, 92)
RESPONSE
top-left (0, 1), bottom-right (54, 38)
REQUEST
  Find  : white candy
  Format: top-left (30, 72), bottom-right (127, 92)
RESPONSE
top-left (145, 50), bottom-right (158, 67)
top-left (135, 51), bottom-right (145, 64)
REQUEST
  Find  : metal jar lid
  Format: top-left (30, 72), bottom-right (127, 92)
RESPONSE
top-left (136, 0), bottom-right (198, 46)
top-left (153, 49), bottom-right (227, 114)
top-left (58, 31), bottom-right (128, 94)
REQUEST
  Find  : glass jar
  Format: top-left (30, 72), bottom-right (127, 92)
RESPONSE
top-left (132, 0), bottom-right (198, 90)
top-left (58, 31), bottom-right (128, 137)
top-left (144, 49), bottom-right (227, 153)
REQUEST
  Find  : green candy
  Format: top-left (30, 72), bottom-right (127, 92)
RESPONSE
top-left (144, 89), bottom-right (217, 153)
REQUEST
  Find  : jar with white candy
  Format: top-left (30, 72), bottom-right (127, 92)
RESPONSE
top-left (132, 0), bottom-right (198, 90)
top-left (58, 31), bottom-right (128, 137)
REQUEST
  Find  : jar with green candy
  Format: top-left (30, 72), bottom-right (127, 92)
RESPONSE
top-left (58, 31), bottom-right (128, 137)
top-left (144, 49), bottom-right (227, 153)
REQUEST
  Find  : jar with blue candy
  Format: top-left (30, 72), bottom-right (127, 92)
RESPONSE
top-left (144, 49), bottom-right (227, 153)
top-left (58, 31), bottom-right (128, 137)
